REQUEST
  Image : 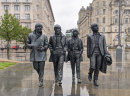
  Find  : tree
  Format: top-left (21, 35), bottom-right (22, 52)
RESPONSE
top-left (0, 10), bottom-right (22, 55)
top-left (16, 26), bottom-right (31, 51)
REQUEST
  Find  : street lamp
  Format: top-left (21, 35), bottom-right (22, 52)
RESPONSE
top-left (116, 0), bottom-right (122, 62)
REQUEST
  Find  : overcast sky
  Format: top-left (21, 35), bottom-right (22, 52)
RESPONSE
top-left (50, 0), bottom-right (93, 34)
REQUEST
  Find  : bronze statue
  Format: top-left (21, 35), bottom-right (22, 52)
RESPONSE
top-left (67, 29), bottom-right (83, 83)
top-left (26, 23), bottom-right (48, 87)
top-left (87, 23), bottom-right (112, 86)
top-left (49, 24), bottom-right (67, 86)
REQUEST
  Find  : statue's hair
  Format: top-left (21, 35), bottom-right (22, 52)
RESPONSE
top-left (72, 29), bottom-right (79, 34)
top-left (91, 23), bottom-right (98, 29)
top-left (54, 24), bottom-right (61, 30)
top-left (35, 23), bottom-right (43, 28)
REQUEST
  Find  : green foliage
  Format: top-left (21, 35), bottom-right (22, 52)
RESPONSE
top-left (16, 26), bottom-right (31, 45)
top-left (0, 10), bottom-right (22, 42)
top-left (0, 62), bottom-right (17, 70)
top-left (125, 27), bottom-right (130, 42)
top-left (0, 10), bottom-right (22, 54)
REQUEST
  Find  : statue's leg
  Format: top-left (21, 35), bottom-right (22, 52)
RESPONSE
top-left (33, 62), bottom-right (39, 74)
top-left (38, 61), bottom-right (45, 83)
top-left (53, 56), bottom-right (58, 82)
top-left (57, 55), bottom-right (64, 83)
top-left (94, 53), bottom-right (102, 80)
top-left (76, 58), bottom-right (80, 79)
top-left (70, 56), bottom-right (76, 79)
top-left (93, 53), bottom-right (102, 86)
top-left (88, 53), bottom-right (96, 81)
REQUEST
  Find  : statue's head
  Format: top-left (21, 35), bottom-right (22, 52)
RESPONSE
top-left (91, 23), bottom-right (99, 33)
top-left (35, 23), bottom-right (43, 33)
top-left (54, 24), bottom-right (61, 35)
top-left (72, 29), bottom-right (79, 37)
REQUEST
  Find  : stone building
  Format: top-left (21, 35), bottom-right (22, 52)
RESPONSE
top-left (78, 0), bottom-right (130, 47)
top-left (0, 0), bottom-right (55, 47)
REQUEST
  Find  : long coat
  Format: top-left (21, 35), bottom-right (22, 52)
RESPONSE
top-left (49, 33), bottom-right (67, 62)
top-left (100, 53), bottom-right (112, 73)
top-left (67, 37), bottom-right (84, 61)
top-left (87, 32), bottom-right (108, 58)
top-left (26, 31), bottom-right (48, 62)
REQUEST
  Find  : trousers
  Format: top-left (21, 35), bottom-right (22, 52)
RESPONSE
top-left (52, 50), bottom-right (64, 81)
top-left (89, 50), bottom-right (102, 80)
top-left (33, 61), bottom-right (45, 82)
top-left (70, 52), bottom-right (81, 79)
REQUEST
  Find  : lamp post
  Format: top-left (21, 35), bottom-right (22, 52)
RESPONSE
top-left (116, 0), bottom-right (122, 62)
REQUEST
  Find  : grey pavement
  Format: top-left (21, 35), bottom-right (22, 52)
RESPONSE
top-left (0, 49), bottom-right (130, 96)
top-left (0, 62), bottom-right (54, 96)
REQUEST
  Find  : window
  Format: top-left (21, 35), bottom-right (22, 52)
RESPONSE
top-left (103, 17), bottom-right (105, 23)
top-left (25, 23), bottom-right (31, 28)
top-left (25, 5), bottom-right (30, 11)
top-left (4, 0), bottom-right (9, 2)
top-left (25, 0), bottom-right (29, 2)
top-left (96, 10), bottom-right (99, 15)
top-left (15, 0), bottom-right (19, 2)
top-left (115, 18), bottom-right (118, 23)
top-left (37, 14), bottom-right (39, 20)
top-left (114, 2), bottom-right (118, 5)
top-left (115, 27), bottom-right (117, 32)
top-left (103, 9), bottom-right (106, 14)
top-left (4, 5), bottom-right (9, 10)
top-left (36, 5), bottom-right (39, 11)
top-left (96, 2), bottom-right (99, 7)
top-left (14, 5), bottom-right (20, 11)
top-left (103, 1), bottom-right (106, 6)
top-left (15, 14), bottom-right (20, 20)
top-left (125, 18), bottom-right (128, 23)
top-left (25, 14), bottom-right (30, 19)
top-left (96, 18), bottom-right (99, 24)
top-left (115, 10), bottom-right (118, 14)
top-left (103, 27), bottom-right (105, 32)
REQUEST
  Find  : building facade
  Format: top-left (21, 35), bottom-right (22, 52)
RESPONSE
top-left (78, 0), bottom-right (130, 46)
top-left (0, 0), bottom-right (55, 47)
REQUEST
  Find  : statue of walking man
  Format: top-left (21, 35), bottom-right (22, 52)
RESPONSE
top-left (26, 23), bottom-right (48, 87)
top-left (49, 24), bottom-right (67, 86)
top-left (67, 29), bottom-right (83, 83)
top-left (87, 23), bottom-right (111, 86)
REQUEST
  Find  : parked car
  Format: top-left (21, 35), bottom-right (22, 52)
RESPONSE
top-left (12, 45), bottom-right (18, 49)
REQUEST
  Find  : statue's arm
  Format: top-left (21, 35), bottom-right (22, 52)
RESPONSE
top-left (87, 35), bottom-right (90, 58)
top-left (48, 36), bottom-right (53, 52)
top-left (80, 39), bottom-right (84, 55)
top-left (64, 37), bottom-right (67, 52)
top-left (43, 35), bottom-right (49, 50)
top-left (103, 36), bottom-right (108, 55)
top-left (26, 34), bottom-right (33, 49)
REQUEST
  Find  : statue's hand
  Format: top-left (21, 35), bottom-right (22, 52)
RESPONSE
top-left (106, 57), bottom-right (110, 62)
top-left (37, 46), bottom-right (45, 52)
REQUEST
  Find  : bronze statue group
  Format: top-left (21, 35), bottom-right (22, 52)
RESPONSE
top-left (26, 23), bottom-right (112, 87)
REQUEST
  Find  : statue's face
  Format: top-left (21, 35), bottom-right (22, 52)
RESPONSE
top-left (55, 28), bottom-right (61, 35)
top-left (73, 31), bottom-right (78, 37)
top-left (92, 25), bottom-right (99, 32)
top-left (35, 25), bottom-right (42, 33)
